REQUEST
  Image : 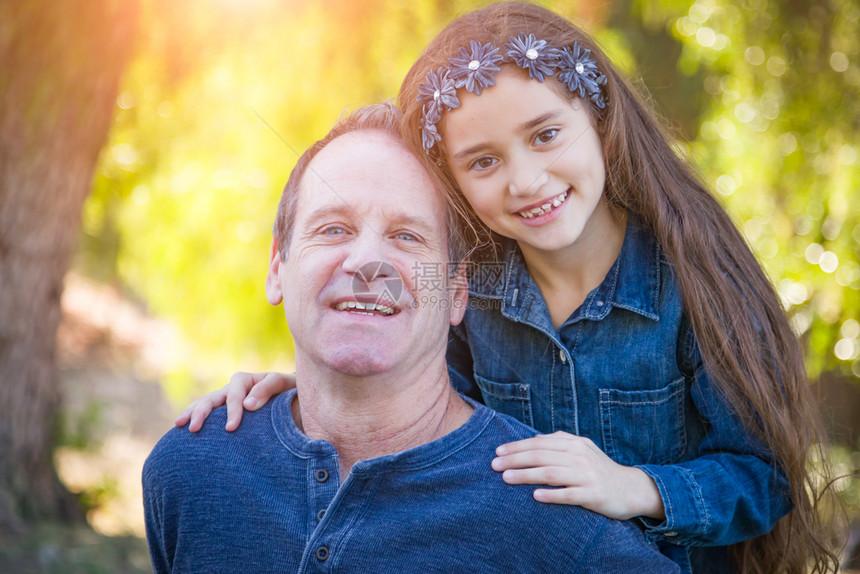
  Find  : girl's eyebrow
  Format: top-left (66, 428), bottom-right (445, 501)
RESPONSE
top-left (520, 110), bottom-right (563, 133)
top-left (450, 109), bottom-right (564, 163)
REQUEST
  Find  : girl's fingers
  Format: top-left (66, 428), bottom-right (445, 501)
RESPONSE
top-left (245, 372), bottom-right (294, 409)
top-left (491, 449), bottom-right (577, 471)
top-left (225, 372), bottom-right (260, 430)
top-left (174, 406), bottom-right (193, 428)
top-left (500, 465), bottom-right (578, 487)
top-left (533, 487), bottom-right (583, 505)
top-left (495, 431), bottom-right (584, 456)
top-left (187, 391), bottom-right (226, 433)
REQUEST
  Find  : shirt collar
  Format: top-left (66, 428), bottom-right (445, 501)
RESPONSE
top-left (467, 213), bottom-right (662, 322)
top-left (271, 389), bottom-right (496, 473)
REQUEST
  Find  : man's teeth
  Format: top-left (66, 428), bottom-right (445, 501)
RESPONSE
top-left (334, 301), bottom-right (396, 316)
top-left (518, 191), bottom-right (569, 219)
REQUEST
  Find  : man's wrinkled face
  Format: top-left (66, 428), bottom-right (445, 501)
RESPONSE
top-left (266, 130), bottom-right (466, 377)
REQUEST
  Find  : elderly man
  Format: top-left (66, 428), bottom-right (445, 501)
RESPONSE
top-left (142, 103), bottom-right (677, 573)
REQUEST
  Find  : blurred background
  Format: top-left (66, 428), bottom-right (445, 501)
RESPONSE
top-left (0, 0), bottom-right (858, 571)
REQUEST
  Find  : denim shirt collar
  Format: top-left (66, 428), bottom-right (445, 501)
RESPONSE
top-left (469, 213), bottom-right (662, 326)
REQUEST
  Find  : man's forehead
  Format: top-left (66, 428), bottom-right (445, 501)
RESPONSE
top-left (308, 130), bottom-right (422, 179)
top-left (298, 130), bottom-right (445, 213)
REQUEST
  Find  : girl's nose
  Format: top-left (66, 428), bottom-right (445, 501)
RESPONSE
top-left (507, 156), bottom-right (548, 198)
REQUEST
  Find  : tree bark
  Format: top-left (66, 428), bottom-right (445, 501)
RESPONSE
top-left (0, 0), bottom-right (137, 531)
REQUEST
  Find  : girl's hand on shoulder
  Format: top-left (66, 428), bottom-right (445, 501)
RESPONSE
top-left (174, 371), bottom-right (296, 432)
top-left (491, 431), bottom-right (665, 521)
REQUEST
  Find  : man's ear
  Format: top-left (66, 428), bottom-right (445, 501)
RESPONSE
top-left (449, 261), bottom-right (469, 326)
top-left (265, 237), bottom-right (284, 306)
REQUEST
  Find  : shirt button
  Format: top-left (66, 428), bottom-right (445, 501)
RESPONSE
top-left (316, 509), bottom-right (326, 522)
top-left (315, 546), bottom-right (329, 561)
top-left (559, 349), bottom-right (567, 364)
top-left (596, 300), bottom-right (604, 306)
top-left (315, 469), bottom-right (329, 483)
top-left (665, 531), bottom-right (678, 537)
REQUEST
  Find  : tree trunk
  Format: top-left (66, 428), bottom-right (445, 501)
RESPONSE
top-left (0, 0), bottom-right (137, 531)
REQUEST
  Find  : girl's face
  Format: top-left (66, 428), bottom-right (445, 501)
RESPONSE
top-left (441, 67), bottom-right (612, 258)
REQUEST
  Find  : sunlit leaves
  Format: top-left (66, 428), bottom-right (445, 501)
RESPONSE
top-left (652, 0), bottom-right (860, 378)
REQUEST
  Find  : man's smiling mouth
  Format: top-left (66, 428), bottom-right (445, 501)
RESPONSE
top-left (333, 301), bottom-right (397, 316)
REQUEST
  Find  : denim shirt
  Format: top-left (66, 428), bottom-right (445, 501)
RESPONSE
top-left (447, 215), bottom-right (791, 573)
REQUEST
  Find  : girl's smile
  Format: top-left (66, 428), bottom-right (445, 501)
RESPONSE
top-left (514, 189), bottom-right (570, 223)
top-left (441, 67), bottom-right (623, 262)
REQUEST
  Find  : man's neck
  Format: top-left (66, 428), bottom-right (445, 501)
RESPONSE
top-left (291, 357), bottom-right (473, 480)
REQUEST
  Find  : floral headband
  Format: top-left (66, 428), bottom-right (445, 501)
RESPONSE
top-left (417, 33), bottom-right (607, 153)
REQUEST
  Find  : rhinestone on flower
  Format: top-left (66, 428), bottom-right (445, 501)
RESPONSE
top-left (557, 41), bottom-right (607, 109)
top-left (504, 33), bottom-right (560, 82)
top-left (417, 66), bottom-right (460, 124)
top-left (448, 41), bottom-right (503, 95)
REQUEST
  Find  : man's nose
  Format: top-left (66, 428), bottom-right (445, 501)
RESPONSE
top-left (507, 154), bottom-right (548, 198)
top-left (341, 231), bottom-right (389, 277)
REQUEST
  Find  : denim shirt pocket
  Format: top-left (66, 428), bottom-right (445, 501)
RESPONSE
top-left (599, 377), bottom-right (687, 466)
top-left (473, 374), bottom-right (534, 428)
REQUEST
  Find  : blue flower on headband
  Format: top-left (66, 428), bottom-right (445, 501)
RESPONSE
top-left (504, 33), bottom-right (560, 82)
top-left (417, 67), bottom-right (460, 124)
top-left (421, 117), bottom-right (441, 151)
top-left (557, 42), bottom-right (607, 109)
top-left (448, 41), bottom-right (503, 95)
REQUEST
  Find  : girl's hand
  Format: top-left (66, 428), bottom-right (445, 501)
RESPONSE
top-left (491, 431), bottom-right (665, 521)
top-left (174, 371), bottom-right (296, 432)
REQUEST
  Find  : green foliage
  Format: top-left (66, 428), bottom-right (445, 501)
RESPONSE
top-left (646, 0), bottom-right (860, 379)
top-left (82, 0), bottom-right (859, 406)
top-left (57, 401), bottom-right (105, 452)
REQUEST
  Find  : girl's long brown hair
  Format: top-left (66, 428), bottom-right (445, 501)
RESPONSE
top-left (398, 2), bottom-right (840, 572)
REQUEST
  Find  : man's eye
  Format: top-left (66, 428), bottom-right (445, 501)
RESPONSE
top-left (395, 232), bottom-right (417, 241)
top-left (323, 227), bottom-right (346, 235)
top-left (470, 156), bottom-right (498, 171)
top-left (535, 128), bottom-right (558, 145)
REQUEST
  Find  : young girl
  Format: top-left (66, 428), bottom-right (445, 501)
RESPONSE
top-left (177, 3), bottom-right (837, 571)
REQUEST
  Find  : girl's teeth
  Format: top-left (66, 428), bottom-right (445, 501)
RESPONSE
top-left (518, 191), bottom-right (569, 219)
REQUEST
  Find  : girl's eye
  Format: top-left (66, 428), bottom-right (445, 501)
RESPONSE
top-left (534, 128), bottom-right (559, 145)
top-left (469, 156), bottom-right (498, 171)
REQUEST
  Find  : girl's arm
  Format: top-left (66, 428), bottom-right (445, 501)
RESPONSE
top-left (631, 360), bottom-right (792, 546)
top-left (493, 327), bottom-right (791, 545)
top-left (174, 371), bottom-right (295, 432)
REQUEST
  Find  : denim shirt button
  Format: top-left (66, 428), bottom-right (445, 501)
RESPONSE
top-left (315, 546), bottom-right (329, 561)
top-left (664, 531), bottom-right (678, 537)
top-left (596, 300), bottom-right (604, 306)
top-left (315, 469), bottom-right (329, 483)
top-left (559, 349), bottom-right (567, 364)
top-left (316, 509), bottom-right (326, 522)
